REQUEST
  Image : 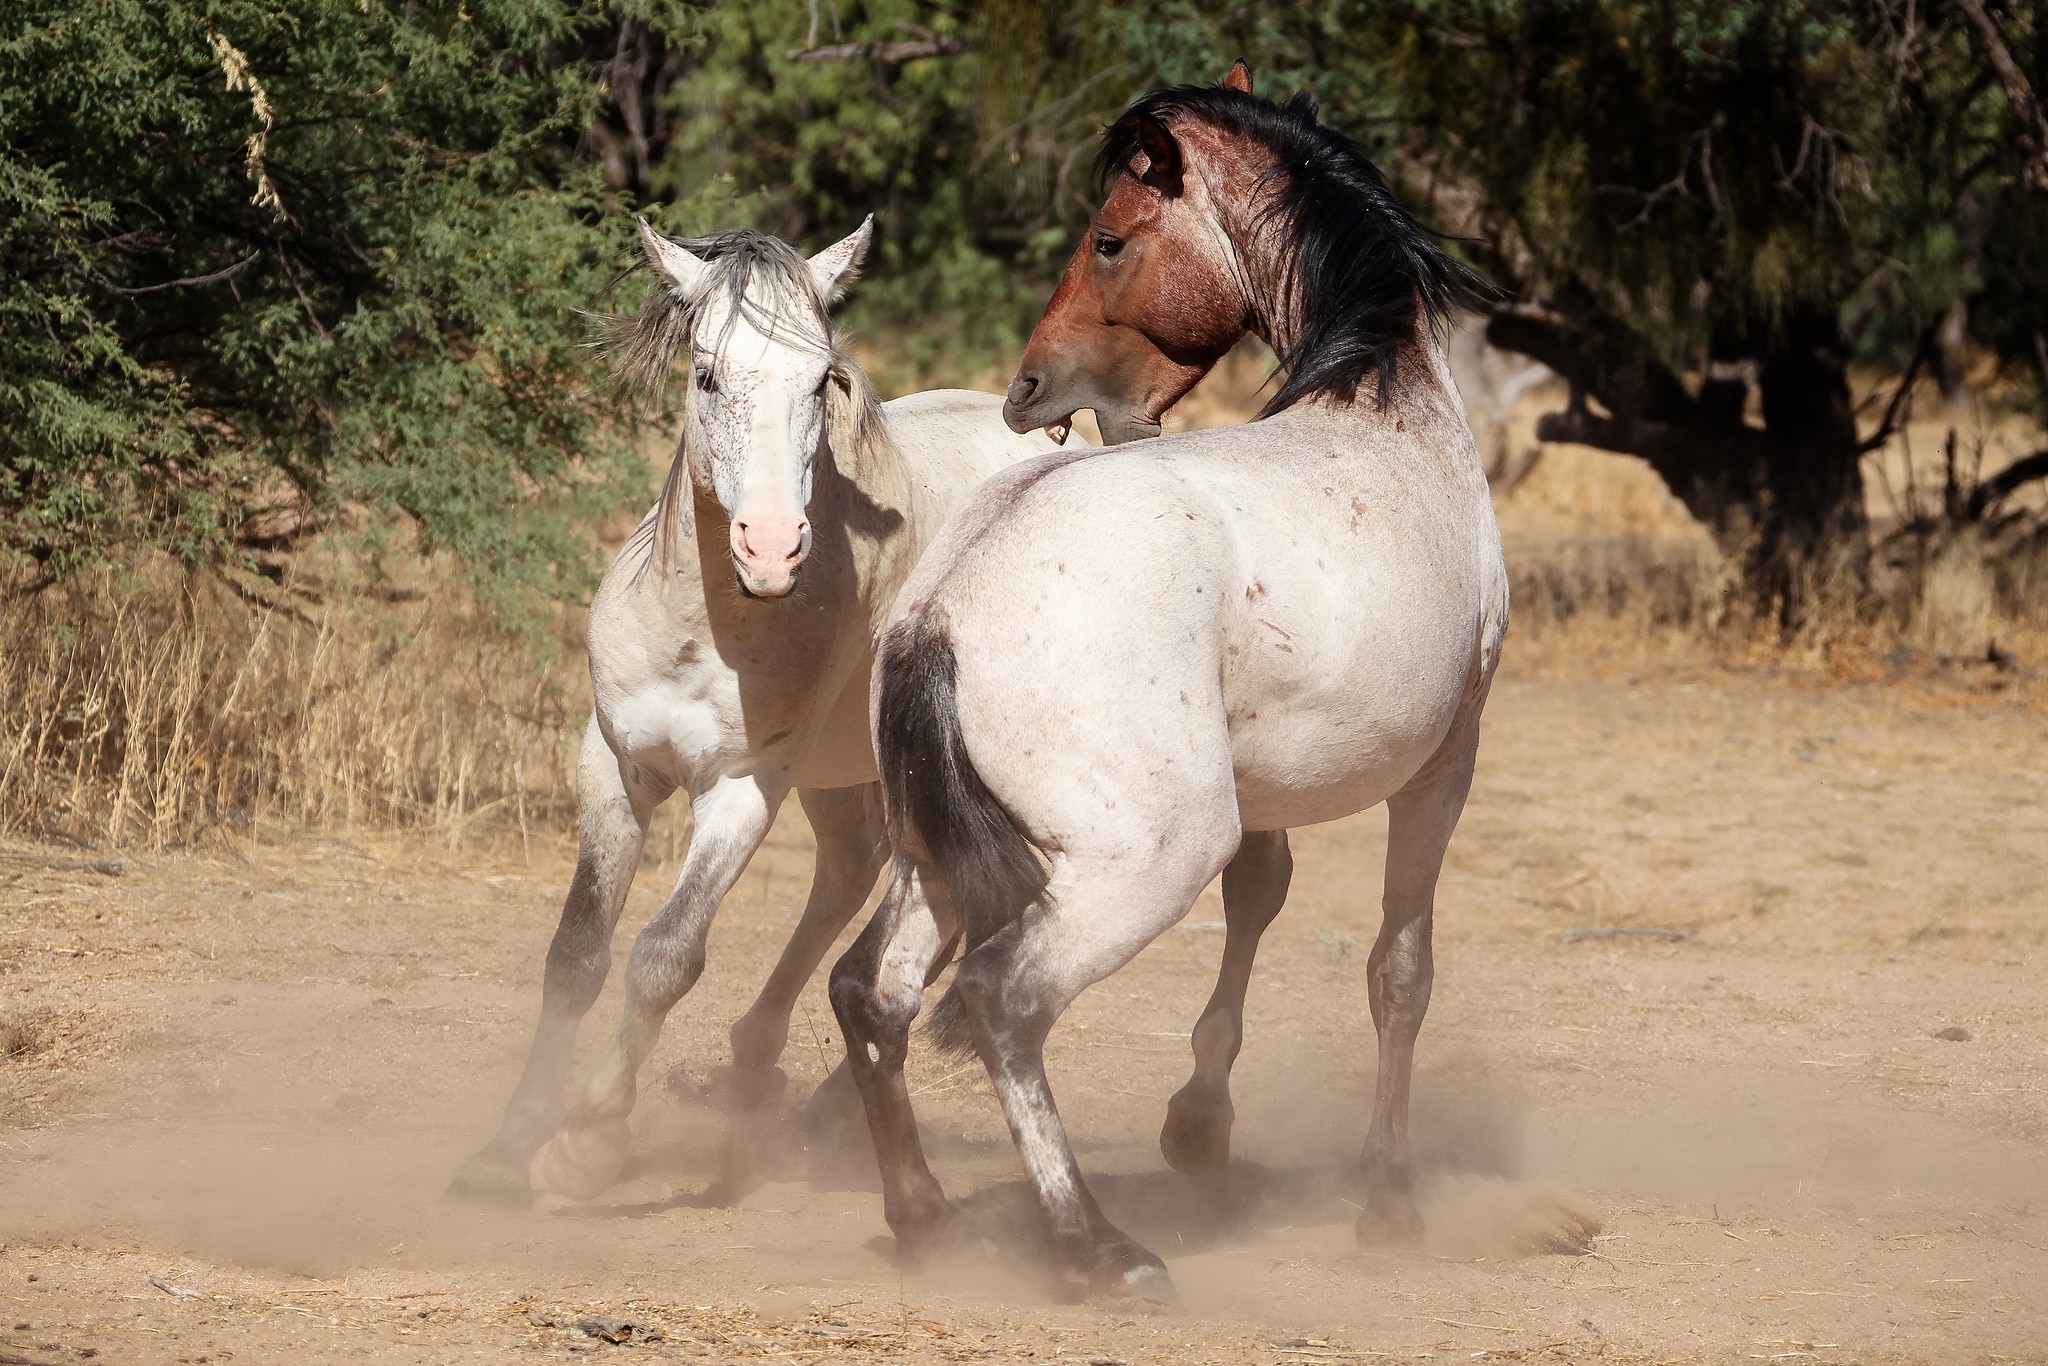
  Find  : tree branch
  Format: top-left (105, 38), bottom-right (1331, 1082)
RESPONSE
top-left (1967, 448), bottom-right (2048, 517)
top-left (1949, 0), bottom-right (2048, 193)
top-left (788, 26), bottom-right (966, 63)
top-left (1856, 324), bottom-right (1935, 453)
top-left (100, 250), bottom-right (261, 296)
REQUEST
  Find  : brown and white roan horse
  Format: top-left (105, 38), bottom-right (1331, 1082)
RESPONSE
top-left (829, 66), bottom-right (1531, 1301)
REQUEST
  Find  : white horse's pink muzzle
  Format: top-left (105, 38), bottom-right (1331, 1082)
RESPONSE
top-left (730, 518), bottom-right (810, 597)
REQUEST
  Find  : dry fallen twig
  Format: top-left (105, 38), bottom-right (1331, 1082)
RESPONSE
top-left (1559, 926), bottom-right (1695, 944)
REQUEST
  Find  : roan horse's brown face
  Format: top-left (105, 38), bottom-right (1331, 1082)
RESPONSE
top-left (1003, 62), bottom-right (1259, 445)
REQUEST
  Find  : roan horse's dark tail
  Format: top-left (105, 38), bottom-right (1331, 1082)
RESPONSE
top-left (876, 609), bottom-right (1048, 1058)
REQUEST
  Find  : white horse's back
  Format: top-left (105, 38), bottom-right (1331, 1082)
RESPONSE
top-left (884, 388), bottom-right (1067, 501)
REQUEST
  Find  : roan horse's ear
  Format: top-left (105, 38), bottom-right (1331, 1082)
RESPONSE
top-left (1222, 59), bottom-right (1253, 93)
top-left (1133, 114), bottom-right (1184, 195)
top-left (638, 218), bottom-right (708, 298)
top-left (807, 215), bottom-right (874, 303)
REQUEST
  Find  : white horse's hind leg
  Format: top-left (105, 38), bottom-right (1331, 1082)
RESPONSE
top-left (1356, 722), bottom-right (1478, 1244)
top-left (709, 783), bottom-right (887, 1199)
top-left (952, 830), bottom-right (1237, 1303)
top-left (1160, 828), bottom-right (1291, 1176)
top-left (537, 773), bottom-right (784, 1201)
top-left (448, 718), bottom-right (654, 1208)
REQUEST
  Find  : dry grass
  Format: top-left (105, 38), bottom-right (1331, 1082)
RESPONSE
top-left (6, 347), bottom-right (2044, 852)
top-left (0, 1007), bottom-right (55, 1061)
top-left (0, 563), bottom-right (579, 850)
top-left (1168, 338), bottom-right (2048, 681)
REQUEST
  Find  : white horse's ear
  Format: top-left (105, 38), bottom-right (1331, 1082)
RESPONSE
top-left (639, 217), bottom-right (708, 298)
top-left (807, 215), bottom-right (873, 302)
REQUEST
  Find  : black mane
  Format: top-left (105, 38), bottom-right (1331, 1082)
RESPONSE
top-left (1097, 83), bottom-right (1488, 415)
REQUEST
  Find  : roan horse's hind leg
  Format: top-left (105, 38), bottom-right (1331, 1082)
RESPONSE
top-left (827, 861), bottom-right (962, 1254)
top-left (448, 719), bottom-right (654, 1208)
top-left (1160, 829), bottom-right (1291, 1176)
top-left (1356, 720), bottom-right (1479, 1244)
top-left (705, 783), bottom-right (888, 1201)
top-left (536, 773), bottom-right (784, 1202)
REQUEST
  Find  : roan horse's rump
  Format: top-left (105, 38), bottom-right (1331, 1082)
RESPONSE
top-left (831, 64), bottom-right (1529, 1302)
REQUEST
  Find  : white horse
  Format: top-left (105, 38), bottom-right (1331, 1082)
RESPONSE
top-left (446, 220), bottom-right (1072, 1207)
top-left (829, 70), bottom-right (1524, 1301)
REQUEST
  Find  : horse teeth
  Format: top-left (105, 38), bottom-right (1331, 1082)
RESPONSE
top-left (1046, 421), bottom-right (1071, 445)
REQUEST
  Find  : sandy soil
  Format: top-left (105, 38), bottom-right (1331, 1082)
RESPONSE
top-left (3, 662), bottom-right (2046, 1366)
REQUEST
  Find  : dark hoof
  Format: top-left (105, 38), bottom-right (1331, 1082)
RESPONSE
top-left (1159, 1084), bottom-right (1233, 1177)
top-left (445, 1151), bottom-right (535, 1210)
top-left (891, 1202), bottom-right (975, 1267)
top-left (695, 1174), bottom-right (756, 1209)
top-left (1088, 1242), bottom-right (1177, 1306)
top-left (1355, 1196), bottom-right (1425, 1246)
top-left (706, 1064), bottom-right (790, 1117)
top-left (798, 1070), bottom-right (877, 1184)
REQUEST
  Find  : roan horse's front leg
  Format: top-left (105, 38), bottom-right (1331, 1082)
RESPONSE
top-left (448, 719), bottom-right (653, 1208)
top-left (537, 773), bottom-right (785, 1202)
top-left (1159, 829), bottom-right (1292, 1176)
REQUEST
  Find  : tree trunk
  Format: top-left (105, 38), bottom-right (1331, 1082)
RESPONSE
top-left (1486, 309), bottom-right (1867, 627)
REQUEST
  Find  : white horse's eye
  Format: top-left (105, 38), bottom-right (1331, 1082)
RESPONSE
top-left (694, 366), bottom-right (717, 395)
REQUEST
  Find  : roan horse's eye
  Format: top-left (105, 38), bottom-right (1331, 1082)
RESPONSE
top-left (694, 366), bottom-right (717, 395)
top-left (1094, 234), bottom-right (1125, 260)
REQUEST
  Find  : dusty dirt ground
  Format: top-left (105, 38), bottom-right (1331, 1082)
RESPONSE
top-left (4, 658), bottom-right (2047, 1366)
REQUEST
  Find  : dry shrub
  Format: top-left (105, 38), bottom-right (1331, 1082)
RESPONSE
top-left (0, 564), bottom-right (580, 849)
top-left (1503, 533), bottom-right (1729, 636)
top-left (0, 1007), bottom-right (55, 1061)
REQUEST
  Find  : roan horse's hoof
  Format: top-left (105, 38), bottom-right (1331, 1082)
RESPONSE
top-left (536, 1116), bottom-right (632, 1203)
top-left (1354, 1196), bottom-right (1425, 1246)
top-left (1158, 1084), bottom-right (1234, 1177)
top-left (444, 1149), bottom-right (535, 1209)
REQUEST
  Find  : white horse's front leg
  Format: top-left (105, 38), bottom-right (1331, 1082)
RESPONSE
top-left (1160, 828), bottom-right (1291, 1176)
top-left (448, 718), bottom-right (657, 1208)
top-left (538, 773), bottom-right (785, 1201)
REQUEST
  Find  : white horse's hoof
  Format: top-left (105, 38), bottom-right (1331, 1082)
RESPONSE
top-left (1090, 1245), bottom-right (1178, 1306)
top-left (535, 1117), bottom-right (630, 1202)
top-left (1118, 1263), bottom-right (1179, 1307)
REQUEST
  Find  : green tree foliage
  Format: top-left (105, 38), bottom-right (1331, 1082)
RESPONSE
top-left (0, 0), bottom-right (671, 626)
top-left (10, 0), bottom-right (2045, 625)
top-left (1320, 0), bottom-right (2048, 614)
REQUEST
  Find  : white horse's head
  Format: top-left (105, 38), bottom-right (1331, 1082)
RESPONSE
top-left (632, 218), bottom-right (871, 599)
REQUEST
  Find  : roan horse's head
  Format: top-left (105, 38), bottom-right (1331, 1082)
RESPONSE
top-left (629, 219), bottom-right (871, 599)
top-left (1003, 62), bottom-right (1260, 445)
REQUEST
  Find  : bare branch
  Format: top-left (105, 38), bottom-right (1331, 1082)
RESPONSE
top-left (1949, 0), bottom-right (2048, 192)
top-left (1856, 325), bottom-right (1935, 453)
top-left (1967, 449), bottom-right (2048, 517)
top-left (788, 23), bottom-right (966, 63)
top-left (100, 250), bottom-right (261, 296)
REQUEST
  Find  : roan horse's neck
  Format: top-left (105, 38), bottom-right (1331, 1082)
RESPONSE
top-left (1201, 167), bottom-right (1449, 422)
